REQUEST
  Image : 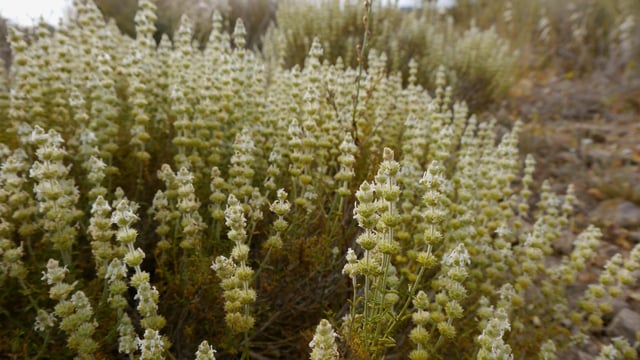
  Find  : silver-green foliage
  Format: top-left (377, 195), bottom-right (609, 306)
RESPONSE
top-left (0, 0), bottom-right (638, 359)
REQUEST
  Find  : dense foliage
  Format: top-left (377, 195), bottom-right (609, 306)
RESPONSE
top-left (0, 0), bottom-right (639, 359)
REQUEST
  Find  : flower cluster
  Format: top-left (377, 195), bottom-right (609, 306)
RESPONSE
top-left (476, 307), bottom-right (513, 360)
top-left (408, 291), bottom-right (431, 360)
top-left (195, 340), bottom-right (217, 360)
top-left (175, 167), bottom-right (205, 250)
top-left (309, 319), bottom-right (339, 360)
top-left (343, 148), bottom-right (403, 354)
top-left (41, 259), bottom-right (98, 358)
top-left (88, 196), bottom-right (115, 278)
top-left (266, 189), bottom-right (291, 249)
top-left (28, 126), bottom-right (81, 264)
top-left (211, 195), bottom-right (256, 334)
top-left (0, 0), bottom-right (637, 359)
top-left (112, 196), bottom-right (167, 356)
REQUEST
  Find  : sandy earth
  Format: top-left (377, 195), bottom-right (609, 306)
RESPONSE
top-left (494, 69), bottom-right (640, 357)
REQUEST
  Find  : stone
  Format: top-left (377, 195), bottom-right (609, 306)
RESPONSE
top-left (585, 148), bottom-right (614, 166)
top-left (629, 231), bottom-right (640, 243)
top-left (590, 199), bottom-right (640, 229)
top-left (602, 297), bottom-right (629, 322)
top-left (615, 201), bottom-right (640, 228)
top-left (552, 230), bottom-right (574, 255)
top-left (606, 308), bottom-right (640, 343)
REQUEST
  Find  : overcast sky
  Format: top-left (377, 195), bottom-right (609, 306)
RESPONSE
top-left (0, 0), bottom-right (71, 26)
top-left (0, 0), bottom-right (456, 27)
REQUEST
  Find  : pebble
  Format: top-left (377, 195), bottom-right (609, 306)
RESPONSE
top-left (590, 199), bottom-right (640, 229)
top-left (552, 230), bottom-right (574, 255)
top-left (615, 201), bottom-right (640, 228)
top-left (602, 297), bottom-right (629, 322)
top-left (606, 308), bottom-right (640, 343)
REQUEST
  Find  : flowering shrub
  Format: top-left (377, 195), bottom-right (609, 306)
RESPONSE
top-left (270, 0), bottom-right (517, 111)
top-left (451, 0), bottom-right (640, 73)
top-left (0, 0), bottom-right (639, 359)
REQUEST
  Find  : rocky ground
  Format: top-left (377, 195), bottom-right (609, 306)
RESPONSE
top-left (497, 68), bottom-right (640, 358)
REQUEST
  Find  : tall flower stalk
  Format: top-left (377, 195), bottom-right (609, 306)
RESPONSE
top-left (211, 195), bottom-right (256, 359)
top-left (29, 126), bottom-right (80, 265)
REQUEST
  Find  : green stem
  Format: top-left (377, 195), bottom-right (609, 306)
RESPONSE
top-left (433, 331), bottom-right (445, 353)
top-left (247, 220), bottom-right (258, 247)
top-left (33, 329), bottom-right (51, 360)
top-left (383, 264), bottom-right (426, 340)
top-left (373, 179), bottom-right (396, 340)
top-left (172, 217), bottom-right (180, 278)
top-left (326, 194), bottom-right (342, 239)
top-left (242, 263), bottom-right (251, 359)
top-left (135, 156), bottom-right (144, 201)
top-left (350, 277), bottom-right (358, 323)
top-left (107, 154), bottom-right (113, 192)
top-left (376, 198), bottom-right (394, 303)
top-left (179, 251), bottom-right (186, 290)
top-left (18, 279), bottom-right (39, 311)
top-left (25, 236), bottom-right (36, 264)
top-left (253, 246), bottom-right (273, 282)
top-left (363, 248), bottom-right (371, 343)
top-left (61, 250), bottom-right (72, 269)
top-left (208, 217), bottom-right (221, 244)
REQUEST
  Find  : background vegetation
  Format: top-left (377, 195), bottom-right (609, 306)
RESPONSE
top-left (0, 0), bottom-right (639, 359)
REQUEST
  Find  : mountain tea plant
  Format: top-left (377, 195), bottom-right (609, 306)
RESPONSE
top-left (0, 0), bottom-right (639, 359)
top-left (269, 0), bottom-right (517, 112)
